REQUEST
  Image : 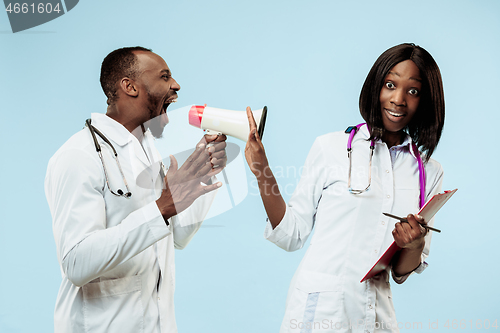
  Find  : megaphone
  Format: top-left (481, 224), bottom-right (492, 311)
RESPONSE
top-left (189, 105), bottom-right (268, 141)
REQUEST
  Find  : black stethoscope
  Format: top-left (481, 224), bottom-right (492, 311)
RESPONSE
top-left (86, 119), bottom-right (132, 198)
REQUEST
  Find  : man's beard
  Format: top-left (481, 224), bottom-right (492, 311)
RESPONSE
top-left (146, 91), bottom-right (167, 139)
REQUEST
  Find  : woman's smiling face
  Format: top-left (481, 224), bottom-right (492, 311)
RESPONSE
top-left (379, 59), bottom-right (422, 135)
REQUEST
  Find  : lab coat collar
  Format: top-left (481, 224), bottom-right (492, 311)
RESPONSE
top-left (357, 124), bottom-right (418, 160)
top-left (393, 133), bottom-right (418, 160)
top-left (90, 113), bottom-right (134, 147)
top-left (91, 113), bottom-right (160, 171)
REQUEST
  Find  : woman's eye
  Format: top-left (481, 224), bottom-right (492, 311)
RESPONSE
top-left (385, 82), bottom-right (395, 89)
top-left (409, 88), bottom-right (419, 95)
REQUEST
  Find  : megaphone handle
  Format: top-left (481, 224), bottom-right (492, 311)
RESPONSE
top-left (205, 129), bottom-right (223, 136)
top-left (205, 129), bottom-right (223, 150)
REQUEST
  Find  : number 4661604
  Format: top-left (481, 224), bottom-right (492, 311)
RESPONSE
top-left (444, 319), bottom-right (498, 330)
top-left (5, 3), bottom-right (62, 14)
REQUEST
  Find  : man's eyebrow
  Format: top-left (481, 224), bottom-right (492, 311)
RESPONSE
top-left (160, 69), bottom-right (171, 76)
top-left (387, 71), bottom-right (422, 82)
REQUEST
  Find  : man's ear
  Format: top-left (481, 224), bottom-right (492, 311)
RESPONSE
top-left (119, 77), bottom-right (139, 97)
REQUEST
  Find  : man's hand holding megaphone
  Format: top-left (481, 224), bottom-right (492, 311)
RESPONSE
top-left (156, 134), bottom-right (227, 220)
top-left (245, 107), bottom-right (286, 227)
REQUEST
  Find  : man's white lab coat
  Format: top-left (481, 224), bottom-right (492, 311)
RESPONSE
top-left (45, 113), bottom-right (216, 333)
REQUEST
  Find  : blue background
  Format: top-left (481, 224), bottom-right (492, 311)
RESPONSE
top-left (1, 0), bottom-right (499, 332)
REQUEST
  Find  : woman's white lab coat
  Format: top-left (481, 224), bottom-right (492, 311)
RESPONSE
top-left (265, 126), bottom-right (443, 333)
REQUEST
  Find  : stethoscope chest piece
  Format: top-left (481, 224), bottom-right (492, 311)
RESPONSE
top-left (346, 123), bottom-right (375, 194)
top-left (86, 119), bottom-right (132, 198)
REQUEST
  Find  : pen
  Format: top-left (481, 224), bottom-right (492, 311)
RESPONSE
top-left (383, 213), bottom-right (441, 233)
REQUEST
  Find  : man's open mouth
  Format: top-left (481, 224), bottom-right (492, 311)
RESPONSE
top-left (162, 96), bottom-right (178, 113)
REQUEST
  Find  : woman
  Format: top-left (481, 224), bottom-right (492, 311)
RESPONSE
top-left (245, 43), bottom-right (445, 332)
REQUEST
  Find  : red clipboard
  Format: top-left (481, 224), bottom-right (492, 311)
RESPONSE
top-left (360, 189), bottom-right (458, 282)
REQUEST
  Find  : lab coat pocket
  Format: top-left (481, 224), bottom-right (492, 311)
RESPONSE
top-left (377, 280), bottom-right (398, 327)
top-left (288, 270), bottom-right (345, 328)
top-left (82, 275), bottom-right (144, 333)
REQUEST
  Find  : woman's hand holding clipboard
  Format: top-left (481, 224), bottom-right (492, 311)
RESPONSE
top-left (360, 189), bottom-right (458, 282)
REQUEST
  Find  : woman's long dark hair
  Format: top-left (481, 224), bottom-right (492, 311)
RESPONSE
top-left (359, 43), bottom-right (445, 162)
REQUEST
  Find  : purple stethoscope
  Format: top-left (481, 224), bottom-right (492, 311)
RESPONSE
top-left (346, 123), bottom-right (426, 208)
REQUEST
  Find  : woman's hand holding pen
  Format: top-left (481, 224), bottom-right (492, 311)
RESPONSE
top-left (391, 214), bottom-right (428, 276)
top-left (392, 214), bottom-right (428, 250)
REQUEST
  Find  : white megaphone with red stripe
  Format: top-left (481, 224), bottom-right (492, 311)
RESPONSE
top-left (189, 105), bottom-right (268, 141)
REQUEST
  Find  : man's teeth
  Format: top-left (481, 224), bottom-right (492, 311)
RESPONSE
top-left (162, 98), bottom-right (177, 112)
top-left (387, 110), bottom-right (404, 117)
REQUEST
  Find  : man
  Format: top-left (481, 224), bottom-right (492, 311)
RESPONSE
top-left (45, 46), bottom-right (227, 333)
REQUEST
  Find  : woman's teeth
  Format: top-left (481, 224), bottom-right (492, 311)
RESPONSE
top-left (387, 109), bottom-right (404, 117)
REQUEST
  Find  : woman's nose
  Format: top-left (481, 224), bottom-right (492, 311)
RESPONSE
top-left (390, 88), bottom-right (406, 106)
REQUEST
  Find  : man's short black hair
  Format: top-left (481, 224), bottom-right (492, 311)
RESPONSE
top-left (100, 46), bottom-right (152, 105)
top-left (359, 43), bottom-right (445, 162)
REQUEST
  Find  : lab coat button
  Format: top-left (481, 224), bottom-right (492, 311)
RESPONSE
top-left (386, 170), bottom-right (389, 173)
top-left (386, 195), bottom-right (390, 198)
top-left (369, 304), bottom-right (373, 309)
top-left (381, 221), bottom-right (385, 225)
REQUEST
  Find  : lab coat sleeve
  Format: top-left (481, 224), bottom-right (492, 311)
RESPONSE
top-left (392, 160), bottom-right (444, 284)
top-left (171, 178), bottom-right (218, 250)
top-left (45, 148), bottom-right (171, 287)
top-left (264, 137), bottom-right (328, 252)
